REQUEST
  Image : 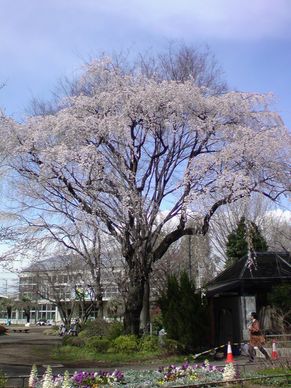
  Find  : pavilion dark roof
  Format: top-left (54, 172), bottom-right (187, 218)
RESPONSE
top-left (207, 252), bottom-right (291, 296)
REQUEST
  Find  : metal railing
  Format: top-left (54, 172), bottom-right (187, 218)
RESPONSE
top-left (5, 375), bottom-right (29, 388)
top-left (4, 368), bottom-right (291, 388)
top-left (5, 374), bottom-right (61, 388)
top-left (172, 373), bottom-right (291, 387)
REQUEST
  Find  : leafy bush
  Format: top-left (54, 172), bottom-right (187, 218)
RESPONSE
top-left (78, 318), bottom-right (110, 339)
top-left (139, 335), bottom-right (159, 352)
top-left (86, 337), bottom-right (111, 353)
top-left (111, 335), bottom-right (139, 353)
top-left (162, 339), bottom-right (185, 355)
top-left (268, 283), bottom-right (291, 311)
top-left (107, 321), bottom-right (124, 340)
top-left (151, 313), bottom-right (163, 335)
top-left (78, 330), bottom-right (88, 340)
top-left (43, 327), bottom-right (59, 336)
top-left (62, 336), bottom-right (85, 347)
top-left (77, 330), bottom-right (87, 339)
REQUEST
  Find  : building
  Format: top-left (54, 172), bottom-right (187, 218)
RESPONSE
top-left (206, 251), bottom-right (291, 347)
top-left (0, 254), bottom-right (122, 325)
top-left (0, 274), bottom-right (19, 323)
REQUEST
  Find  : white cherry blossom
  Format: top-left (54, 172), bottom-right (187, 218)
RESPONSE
top-left (0, 59), bottom-right (290, 334)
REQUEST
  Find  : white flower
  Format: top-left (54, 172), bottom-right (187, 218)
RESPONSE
top-left (223, 363), bottom-right (236, 382)
top-left (42, 366), bottom-right (54, 388)
top-left (28, 364), bottom-right (38, 388)
top-left (61, 370), bottom-right (71, 388)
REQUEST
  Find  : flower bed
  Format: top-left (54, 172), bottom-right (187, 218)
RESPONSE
top-left (28, 361), bottom-right (236, 387)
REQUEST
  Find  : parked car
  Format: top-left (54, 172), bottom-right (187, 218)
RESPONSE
top-left (36, 319), bottom-right (53, 326)
top-left (36, 319), bottom-right (46, 326)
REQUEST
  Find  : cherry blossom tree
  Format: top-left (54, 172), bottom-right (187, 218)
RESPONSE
top-left (0, 59), bottom-right (290, 334)
top-left (0, 181), bottom-right (105, 317)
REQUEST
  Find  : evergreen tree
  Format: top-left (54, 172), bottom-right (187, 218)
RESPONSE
top-left (225, 217), bottom-right (268, 267)
top-left (159, 272), bottom-right (209, 351)
top-left (159, 275), bottom-right (180, 340)
top-left (268, 283), bottom-right (291, 312)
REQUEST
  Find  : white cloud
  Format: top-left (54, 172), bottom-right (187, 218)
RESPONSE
top-left (2, 0), bottom-right (291, 54)
top-left (266, 208), bottom-right (291, 222)
top-left (67, 0), bottom-right (291, 41)
top-left (1, 0), bottom-right (291, 118)
top-left (134, 0), bottom-right (291, 41)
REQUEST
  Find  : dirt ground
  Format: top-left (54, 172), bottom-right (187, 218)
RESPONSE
top-left (0, 326), bottom-right (65, 386)
top-left (0, 326), bottom-right (62, 365)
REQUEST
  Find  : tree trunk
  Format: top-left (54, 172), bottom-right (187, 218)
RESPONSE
top-left (123, 269), bottom-right (145, 335)
top-left (96, 285), bottom-right (104, 319)
top-left (140, 277), bottom-right (150, 334)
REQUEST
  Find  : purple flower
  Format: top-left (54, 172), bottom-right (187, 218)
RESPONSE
top-left (182, 361), bottom-right (189, 370)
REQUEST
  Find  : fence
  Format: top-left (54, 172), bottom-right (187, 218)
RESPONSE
top-left (5, 369), bottom-right (291, 388)
top-left (173, 373), bottom-right (291, 387)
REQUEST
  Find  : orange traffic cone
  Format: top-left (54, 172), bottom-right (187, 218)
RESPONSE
top-left (271, 340), bottom-right (279, 360)
top-left (226, 341), bottom-right (234, 363)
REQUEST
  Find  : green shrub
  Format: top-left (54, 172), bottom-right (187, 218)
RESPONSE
top-left (162, 339), bottom-right (185, 355)
top-left (78, 330), bottom-right (88, 339)
top-left (78, 318), bottom-right (110, 339)
top-left (112, 335), bottom-right (139, 353)
top-left (77, 330), bottom-right (87, 339)
top-left (151, 313), bottom-right (163, 335)
top-left (62, 336), bottom-right (85, 347)
top-left (86, 337), bottom-right (111, 353)
top-left (107, 321), bottom-right (123, 340)
top-left (43, 327), bottom-right (59, 336)
top-left (139, 335), bottom-right (159, 352)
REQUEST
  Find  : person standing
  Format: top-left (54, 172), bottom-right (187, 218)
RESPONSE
top-left (59, 323), bottom-right (66, 336)
top-left (248, 312), bottom-right (270, 362)
top-left (158, 328), bottom-right (167, 346)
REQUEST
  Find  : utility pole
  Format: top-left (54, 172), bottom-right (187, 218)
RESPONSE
top-left (0, 279), bottom-right (8, 296)
top-left (188, 235), bottom-right (192, 279)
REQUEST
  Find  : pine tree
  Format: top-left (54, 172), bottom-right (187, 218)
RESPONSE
top-left (159, 275), bottom-right (180, 340)
top-left (225, 217), bottom-right (268, 267)
top-left (159, 272), bottom-right (209, 351)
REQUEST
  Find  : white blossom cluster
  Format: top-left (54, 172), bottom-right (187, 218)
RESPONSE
top-left (28, 365), bottom-right (71, 388)
top-left (0, 57), bottom-right (289, 261)
top-left (222, 362), bottom-right (236, 382)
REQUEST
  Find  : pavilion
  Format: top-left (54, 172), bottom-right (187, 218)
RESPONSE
top-left (206, 252), bottom-right (291, 347)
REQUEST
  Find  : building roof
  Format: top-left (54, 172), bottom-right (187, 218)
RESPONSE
top-left (207, 252), bottom-right (291, 296)
top-left (21, 254), bottom-right (84, 273)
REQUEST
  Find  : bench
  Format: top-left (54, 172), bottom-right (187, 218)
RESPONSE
top-left (12, 328), bottom-right (30, 333)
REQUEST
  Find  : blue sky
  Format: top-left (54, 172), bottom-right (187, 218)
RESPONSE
top-left (1, 0), bottom-right (291, 127)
